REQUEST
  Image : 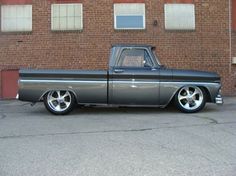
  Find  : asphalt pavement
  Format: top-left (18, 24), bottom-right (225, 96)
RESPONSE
top-left (0, 97), bottom-right (236, 176)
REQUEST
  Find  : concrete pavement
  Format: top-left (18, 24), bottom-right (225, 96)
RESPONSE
top-left (0, 97), bottom-right (236, 176)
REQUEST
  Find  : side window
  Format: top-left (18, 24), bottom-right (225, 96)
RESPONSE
top-left (118, 49), bottom-right (152, 68)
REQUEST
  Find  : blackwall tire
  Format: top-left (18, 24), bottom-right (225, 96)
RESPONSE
top-left (44, 90), bottom-right (75, 115)
top-left (175, 86), bottom-right (206, 113)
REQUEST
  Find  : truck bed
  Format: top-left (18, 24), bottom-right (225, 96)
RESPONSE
top-left (19, 69), bottom-right (108, 104)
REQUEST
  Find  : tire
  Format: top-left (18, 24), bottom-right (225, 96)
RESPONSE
top-left (175, 86), bottom-right (206, 113)
top-left (44, 90), bottom-right (75, 115)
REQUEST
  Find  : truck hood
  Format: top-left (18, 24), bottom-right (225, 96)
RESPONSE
top-left (171, 69), bottom-right (221, 83)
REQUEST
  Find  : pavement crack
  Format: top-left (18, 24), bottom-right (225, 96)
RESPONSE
top-left (1, 120), bottom-right (236, 140)
top-left (0, 122), bottom-right (234, 140)
top-left (0, 128), bottom-right (154, 139)
top-left (191, 115), bottom-right (218, 124)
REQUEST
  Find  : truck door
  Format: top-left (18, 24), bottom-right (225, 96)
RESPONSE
top-left (109, 48), bottom-right (160, 105)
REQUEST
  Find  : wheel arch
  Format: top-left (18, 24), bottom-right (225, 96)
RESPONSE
top-left (166, 84), bottom-right (212, 107)
top-left (197, 86), bottom-right (212, 102)
top-left (39, 89), bottom-right (79, 103)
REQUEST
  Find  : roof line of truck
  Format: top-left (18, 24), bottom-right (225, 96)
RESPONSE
top-left (111, 44), bottom-right (154, 48)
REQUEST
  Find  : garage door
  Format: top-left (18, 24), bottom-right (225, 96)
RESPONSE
top-left (1, 70), bottom-right (19, 99)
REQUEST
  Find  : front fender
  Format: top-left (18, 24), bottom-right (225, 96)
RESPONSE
top-left (159, 82), bottom-right (221, 106)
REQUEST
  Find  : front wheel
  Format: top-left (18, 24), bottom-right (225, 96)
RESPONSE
top-left (44, 90), bottom-right (75, 115)
top-left (175, 86), bottom-right (206, 113)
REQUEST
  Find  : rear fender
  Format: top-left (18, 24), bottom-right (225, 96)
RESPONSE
top-left (39, 89), bottom-right (79, 103)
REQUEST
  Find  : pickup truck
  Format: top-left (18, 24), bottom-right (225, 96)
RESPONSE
top-left (18, 44), bottom-right (223, 115)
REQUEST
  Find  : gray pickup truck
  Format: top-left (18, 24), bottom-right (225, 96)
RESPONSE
top-left (18, 44), bottom-right (223, 115)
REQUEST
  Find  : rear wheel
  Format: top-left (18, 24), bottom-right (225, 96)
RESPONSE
top-left (175, 86), bottom-right (206, 113)
top-left (44, 90), bottom-right (75, 115)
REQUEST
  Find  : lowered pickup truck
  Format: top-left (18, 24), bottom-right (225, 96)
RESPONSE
top-left (18, 44), bottom-right (223, 115)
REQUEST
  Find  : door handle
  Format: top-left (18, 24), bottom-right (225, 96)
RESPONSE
top-left (114, 69), bottom-right (124, 73)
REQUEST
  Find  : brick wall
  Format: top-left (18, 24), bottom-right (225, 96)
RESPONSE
top-left (231, 0), bottom-right (236, 94)
top-left (231, 30), bottom-right (236, 93)
top-left (0, 0), bottom-right (235, 95)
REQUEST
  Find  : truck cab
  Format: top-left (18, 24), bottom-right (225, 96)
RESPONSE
top-left (108, 45), bottom-right (162, 105)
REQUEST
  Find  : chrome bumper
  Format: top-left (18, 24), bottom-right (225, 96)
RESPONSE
top-left (215, 94), bottom-right (223, 105)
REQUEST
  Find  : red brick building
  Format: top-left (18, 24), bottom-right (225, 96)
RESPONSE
top-left (0, 0), bottom-right (236, 98)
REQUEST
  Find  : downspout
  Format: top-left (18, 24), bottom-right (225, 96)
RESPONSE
top-left (229, 0), bottom-right (232, 73)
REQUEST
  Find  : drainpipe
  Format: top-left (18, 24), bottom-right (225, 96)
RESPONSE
top-left (229, 0), bottom-right (232, 73)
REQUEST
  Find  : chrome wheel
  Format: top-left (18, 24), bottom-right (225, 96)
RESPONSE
top-left (177, 86), bottom-right (204, 111)
top-left (47, 90), bottom-right (72, 112)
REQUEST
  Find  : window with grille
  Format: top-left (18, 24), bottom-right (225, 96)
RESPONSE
top-left (51, 3), bottom-right (83, 31)
top-left (1, 5), bottom-right (32, 32)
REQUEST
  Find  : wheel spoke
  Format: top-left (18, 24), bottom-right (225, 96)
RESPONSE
top-left (179, 95), bottom-right (187, 101)
top-left (185, 87), bottom-right (191, 96)
top-left (50, 100), bottom-right (58, 106)
top-left (56, 91), bottom-right (61, 98)
top-left (191, 89), bottom-right (199, 98)
top-left (64, 101), bottom-right (70, 107)
top-left (184, 103), bottom-right (190, 109)
top-left (62, 91), bottom-right (70, 99)
top-left (49, 97), bottom-right (57, 102)
top-left (194, 100), bottom-right (201, 107)
top-left (54, 104), bottom-right (61, 111)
